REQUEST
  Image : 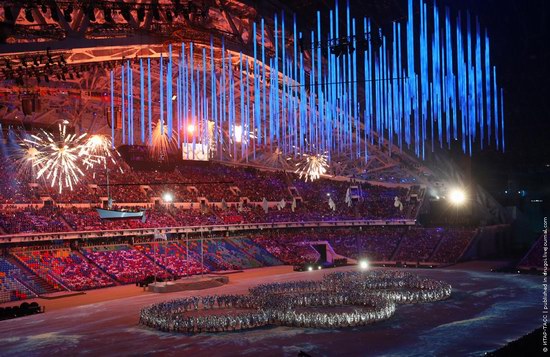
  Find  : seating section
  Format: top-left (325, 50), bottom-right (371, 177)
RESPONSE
top-left (0, 158), bottom-right (421, 237)
top-left (392, 228), bottom-right (443, 262)
top-left (251, 227), bottom-right (472, 264)
top-left (0, 207), bottom-right (68, 234)
top-left (81, 245), bottom-right (165, 284)
top-left (14, 250), bottom-right (114, 291)
top-left (0, 159), bottom-right (41, 204)
top-left (134, 242), bottom-right (208, 276)
top-left (0, 257), bottom-right (36, 303)
top-left (187, 239), bottom-right (264, 270)
top-left (325, 227), bottom-right (405, 261)
top-left (430, 229), bottom-right (475, 263)
top-left (0, 226), bottom-right (477, 301)
top-left (227, 238), bottom-right (282, 266)
top-left (251, 232), bottom-right (321, 266)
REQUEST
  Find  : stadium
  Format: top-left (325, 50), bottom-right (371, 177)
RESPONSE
top-left (0, 0), bottom-right (547, 356)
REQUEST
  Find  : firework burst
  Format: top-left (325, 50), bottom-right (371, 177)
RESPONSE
top-left (24, 123), bottom-right (88, 193)
top-left (258, 147), bottom-right (290, 169)
top-left (295, 153), bottom-right (329, 182)
top-left (80, 134), bottom-right (121, 171)
top-left (12, 133), bottom-right (47, 182)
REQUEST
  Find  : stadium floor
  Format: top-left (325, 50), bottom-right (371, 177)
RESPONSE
top-left (0, 262), bottom-right (541, 357)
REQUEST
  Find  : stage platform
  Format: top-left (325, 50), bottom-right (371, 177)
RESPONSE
top-left (147, 275), bottom-right (229, 293)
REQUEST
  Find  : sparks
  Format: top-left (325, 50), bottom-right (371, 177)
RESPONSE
top-left (295, 153), bottom-right (329, 182)
top-left (80, 134), bottom-right (121, 170)
top-left (24, 123), bottom-right (87, 193)
top-left (150, 122), bottom-right (177, 160)
top-left (259, 147), bottom-right (290, 169)
top-left (13, 134), bottom-right (47, 182)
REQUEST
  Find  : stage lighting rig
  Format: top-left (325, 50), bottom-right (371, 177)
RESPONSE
top-left (301, 29), bottom-right (383, 58)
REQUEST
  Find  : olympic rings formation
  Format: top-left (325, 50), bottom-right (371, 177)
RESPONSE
top-left (139, 270), bottom-right (452, 333)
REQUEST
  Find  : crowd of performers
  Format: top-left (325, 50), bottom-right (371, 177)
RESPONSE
top-left (139, 270), bottom-right (452, 333)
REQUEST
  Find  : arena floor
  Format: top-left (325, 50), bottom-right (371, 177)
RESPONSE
top-left (0, 262), bottom-right (541, 357)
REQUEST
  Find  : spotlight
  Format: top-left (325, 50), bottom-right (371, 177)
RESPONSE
top-left (187, 124), bottom-right (195, 134)
top-left (448, 188), bottom-right (466, 206)
top-left (359, 259), bottom-right (369, 270)
top-left (307, 266), bottom-right (313, 272)
top-left (162, 192), bottom-right (173, 203)
top-left (318, 266), bottom-right (322, 270)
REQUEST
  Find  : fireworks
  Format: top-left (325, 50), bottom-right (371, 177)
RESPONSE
top-left (258, 147), bottom-right (290, 169)
top-left (150, 122), bottom-right (178, 160)
top-left (23, 123), bottom-right (88, 193)
top-left (12, 134), bottom-right (47, 182)
top-left (80, 134), bottom-right (120, 170)
top-left (295, 153), bottom-right (329, 182)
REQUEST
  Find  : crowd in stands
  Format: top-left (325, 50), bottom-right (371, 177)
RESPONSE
top-left (0, 226), bottom-right (475, 302)
top-left (135, 242), bottom-right (208, 276)
top-left (251, 231), bottom-right (322, 266)
top-left (392, 228), bottom-right (443, 262)
top-left (250, 227), bottom-right (474, 265)
top-left (430, 229), bottom-right (475, 263)
top-left (0, 158), bottom-right (40, 204)
top-left (327, 227), bottom-right (406, 261)
top-left (0, 159), bottom-right (421, 236)
top-left (14, 249), bottom-right (115, 291)
top-left (81, 245), bottom-right (166, 284)
top-left (0, 206), bottom-right (68, 234)
top-left (187, 239), bottom-right (264, 271)
top-left (0, 257), bottom-right (36, 303)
